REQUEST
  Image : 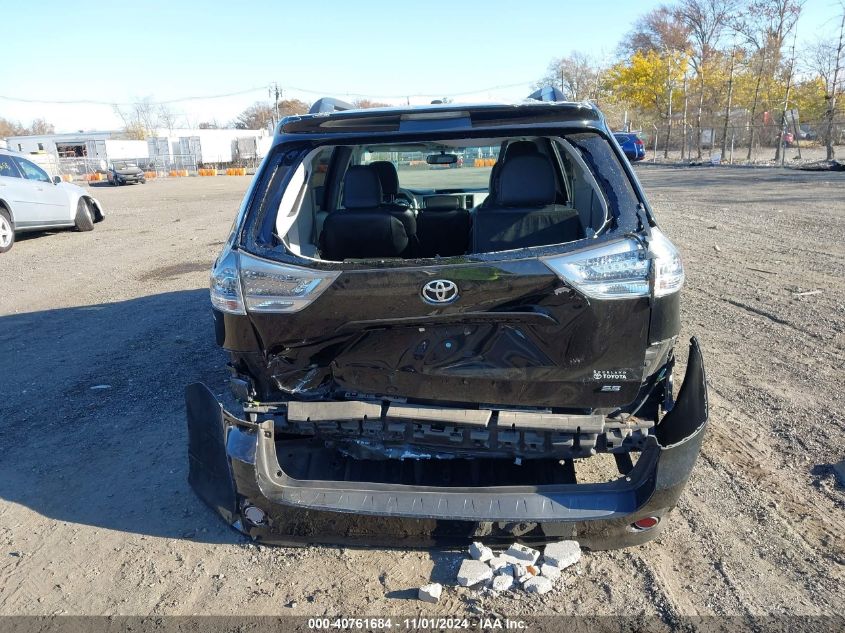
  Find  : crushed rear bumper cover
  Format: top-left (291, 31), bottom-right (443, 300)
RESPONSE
top-left (186, 338), bottom-right (707, 549)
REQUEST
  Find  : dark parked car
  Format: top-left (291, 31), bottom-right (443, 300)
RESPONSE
top-left (613, 132), bottom-right (646, 161)
top-left (107, 161), bottom-right (145, 186)
top-left (187, 95), bottom-right (707, 550)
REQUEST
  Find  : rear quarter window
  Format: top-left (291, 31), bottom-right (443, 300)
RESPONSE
top-left (566, 133), bottom-right (642, 229)
top-left (0, 156), bottom-right (21, 178)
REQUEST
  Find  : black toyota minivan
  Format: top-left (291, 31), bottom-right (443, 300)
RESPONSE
top-left (186, 94), bottom-right (708, 549)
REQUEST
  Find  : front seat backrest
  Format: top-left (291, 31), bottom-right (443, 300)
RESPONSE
top-left (417, 195), bottom-right (471, 257)
top-left (472, 154), bottom-right (581, 253)
top-left (320, 166), bottom-right (409, 260)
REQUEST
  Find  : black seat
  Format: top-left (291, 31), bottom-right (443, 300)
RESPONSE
top-left (320, 166), bottom-right (408, 260)
top-left (417, 195), bottom-right (471, 257)
top-left (368, 161), bottom-right (417, 240)
top-left (370, 161), bottom-right (402, 203)
top-left (482, 140), bottom-right (542, 208)
top-left (472, 154), bottom-right (582, 253)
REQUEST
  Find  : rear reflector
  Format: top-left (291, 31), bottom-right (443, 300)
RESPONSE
top-left (631, 516), bottom-right (660, 531)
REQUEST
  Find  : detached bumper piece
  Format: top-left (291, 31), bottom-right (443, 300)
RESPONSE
top-left (186, 338), bottom-right (708, 550)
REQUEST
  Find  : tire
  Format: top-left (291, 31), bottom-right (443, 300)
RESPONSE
top-left (112, 175), bottom-right (120, 186)
top-left (0, 208), bottom-right (14, 253)
top-left (74, 198), bottom-right (95, 232)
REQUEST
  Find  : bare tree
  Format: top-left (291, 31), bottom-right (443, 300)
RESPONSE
top-left (735, 0), bottom-right (804, 159)
top-left (538, 52), bottom-right (601, 101)
top-left (113, 97), bottom-right (160, 139)
top-left (351, 99), bottom-right (390, 109)
top-left (622, 5), bottom-right (691, 55)
top-left (679, 0), bottom-right (739, 157)
top-left (809, 9), bottom-right (845, 159)
top-left (158, 104), bottom-right (181, 135)
top-left (233, 102), bottom-right (275, 130)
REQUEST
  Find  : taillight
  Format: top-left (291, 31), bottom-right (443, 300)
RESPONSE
top-left (210, 250), bottom-right (340, 314)
top-left (542, 228), bottom-right (684, 300)
top-left (650, 228), bottom-right (685, 297)
top-left (238, 252), bottom-right (339, 313)
top-left (209, 247), bottom-right (245, 314)
top-left (635, 139), bottom-right (644, 147)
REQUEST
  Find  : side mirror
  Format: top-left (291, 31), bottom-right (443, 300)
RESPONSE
top-left (52, 176), bottom-right (62, 185)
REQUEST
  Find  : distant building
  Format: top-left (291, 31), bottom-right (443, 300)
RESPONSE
top-left (3, 127), bottom-right (269, 166)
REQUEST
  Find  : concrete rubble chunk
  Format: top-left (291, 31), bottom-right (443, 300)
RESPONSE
top-left (488, 556), bottom-right (512, 572)
top-left (469, 541), bottom-right (494, 562)
top-left (523, 576), bottom-right (553, 594)
top-left (512, 563), bottom-right (533, 584)
top-left (540, 563), bottom-right (561, 580)
top-left (457, 559), bottom-right (494, 587)
top-left (504, 543), bottom-right (540, 565)
top-left (491, 573), bottom-right (515, 593)
top-left (418, 583), bottom-right (442, 603)
top-left (543, 540), bottom-right (581, 569)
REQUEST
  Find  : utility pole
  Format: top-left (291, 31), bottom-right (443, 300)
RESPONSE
top-left (269, 82), bottom-right (282, 128)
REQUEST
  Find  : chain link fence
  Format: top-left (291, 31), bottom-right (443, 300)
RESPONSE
top-left (635, 116), bottom-right (845, 164)
top-left (55, 154), bottom-right (215, 181)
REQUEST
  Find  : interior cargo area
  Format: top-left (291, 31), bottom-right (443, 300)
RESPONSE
top-left (273, 134), bottom-right (616, 262)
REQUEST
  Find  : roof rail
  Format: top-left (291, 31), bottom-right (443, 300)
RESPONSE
top-left (526, 86), bottom-right (567, 103)
top-left (308, 97), bottom-right (355, 114)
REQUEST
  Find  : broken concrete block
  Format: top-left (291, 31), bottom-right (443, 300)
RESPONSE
top-left (469, 541), bottom-right (494, 562)
top-left (540, 563), bottom-right (561, 580)
top-left (503, 543), bottom-right (540, 565)
top-left (523, 575), bottom-right (553, 594)
top-left (488, 556), bottom-right (512, 572)
top-left (418, 583), bottom-right (442, 604)
top-left (543, 540), bottom-right (581, 569)
top-left (457, 559), bottom-right (494, 587)
top-left (491, 573), bottom-right (514, 592)
top-left (512, 563), bottom-right (533, 584)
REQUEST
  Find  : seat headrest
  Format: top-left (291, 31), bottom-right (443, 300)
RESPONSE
top-left (496, 154), bottom-right (556, 207)
top-left (369, 161), bottom-right (400, 196)
top-left (343, 166), bottom-right (382, 209)
top-left (424, 195), bottom-right (461, 211)
top-left (503, 140), bottom-right (540, 160)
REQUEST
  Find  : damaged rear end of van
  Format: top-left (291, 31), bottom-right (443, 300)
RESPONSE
top-left (186, 99), bottom-right (708, 549)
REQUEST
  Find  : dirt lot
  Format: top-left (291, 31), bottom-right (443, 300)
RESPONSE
top-left (0, 168), bottom-right (843, 622)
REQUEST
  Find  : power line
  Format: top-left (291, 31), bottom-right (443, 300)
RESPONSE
top-left (284, 81), bottom-right (534, 100)
top-left (0, 80), bottom-right (535, 108)
top-left (0, 86), bottom-right (268, 106)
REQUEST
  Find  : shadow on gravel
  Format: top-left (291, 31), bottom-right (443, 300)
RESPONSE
top-left (0, 289), bottom-right (239, 545)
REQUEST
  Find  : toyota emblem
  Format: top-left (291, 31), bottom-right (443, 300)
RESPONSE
top-left (421, 279), bottom-right (459, 304)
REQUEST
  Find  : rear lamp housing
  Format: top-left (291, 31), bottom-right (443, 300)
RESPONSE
top-left (542, 228), bottom-right (684, 300)
top-left (209, 248), bottom-right (339, 315)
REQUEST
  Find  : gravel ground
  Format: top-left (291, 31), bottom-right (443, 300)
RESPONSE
top-left (0, 169), bottom-right (843, 622)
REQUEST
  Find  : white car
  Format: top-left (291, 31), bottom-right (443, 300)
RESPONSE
top-left (0, 149), bottom-right (105, 253)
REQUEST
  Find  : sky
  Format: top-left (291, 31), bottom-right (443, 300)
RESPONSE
top-left (0, 0), bottom-right (841, 133)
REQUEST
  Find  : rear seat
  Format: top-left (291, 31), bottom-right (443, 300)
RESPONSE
top-left (417, 195), bottom-right (471, 257)
top-left (319, 166), bottom-right (408, 260)
top-left (471, 154), bottom-right (582, 252)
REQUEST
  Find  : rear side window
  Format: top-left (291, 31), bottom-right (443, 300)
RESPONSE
top-left (0, 156), bottom-right (21, 178)
top-left (565, 133), bottom-right (641, 229)
top-left (13, 157), bottom-right (51, 183)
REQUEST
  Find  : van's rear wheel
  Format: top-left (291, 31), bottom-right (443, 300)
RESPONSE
top-left (74, 199), bottom-right (95, 232)
top-left (0, 208), bottom-right (14, 252)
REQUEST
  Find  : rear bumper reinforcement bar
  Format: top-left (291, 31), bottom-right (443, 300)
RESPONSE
top-left (186, 338), bottom-right (708, 549)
